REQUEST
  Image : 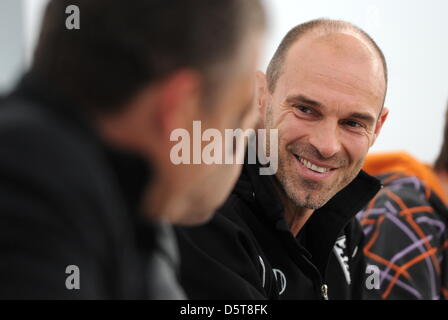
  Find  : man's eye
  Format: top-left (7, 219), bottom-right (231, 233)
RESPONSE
top-left (344, 120), bottom-right (363, 128)
top-left (296, 105), bottom-right (312, 114)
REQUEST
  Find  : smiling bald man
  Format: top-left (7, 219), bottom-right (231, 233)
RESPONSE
top-left (176, 19), bottom-right (389, 300)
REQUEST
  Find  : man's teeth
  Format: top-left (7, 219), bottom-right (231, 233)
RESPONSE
top-left (297, 156), bottom-right (330, 173)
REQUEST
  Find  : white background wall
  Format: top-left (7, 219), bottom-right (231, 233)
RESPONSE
top-left (0, 0), bottom-right (25, 93)
top-left (2, 0), bottom-right (447, 163)
top-left (23, 0), bottom-right (48, 66)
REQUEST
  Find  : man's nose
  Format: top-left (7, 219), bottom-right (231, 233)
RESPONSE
top-left (308, 121), bottom-right (342, 159)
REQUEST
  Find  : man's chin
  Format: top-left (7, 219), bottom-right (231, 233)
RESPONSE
top-left (292, 199), bottom-right (325, 210)
top-left (288, 189), bottom-right (333, 210)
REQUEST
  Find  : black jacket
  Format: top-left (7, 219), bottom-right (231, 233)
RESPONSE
top-left (177, 160), bottom-right (381, 299)
top-left (0, 75), bottom-right (184, 299)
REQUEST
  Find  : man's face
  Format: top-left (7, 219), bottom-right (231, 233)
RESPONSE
top-left (169, 32), bottom-right (264, 225)
top-left (261, 32), bottom-right (388, 209)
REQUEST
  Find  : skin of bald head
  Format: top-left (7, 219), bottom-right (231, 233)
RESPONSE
top-left (266, 19), bottom-right (388, 102)
top-left (257, 20), bottom-right (389, 233)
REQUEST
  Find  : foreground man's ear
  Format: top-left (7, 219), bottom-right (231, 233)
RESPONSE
top-left (153, 69), bottom-right (202, 140)
top-left (371, 106), bottom-right (390, 146)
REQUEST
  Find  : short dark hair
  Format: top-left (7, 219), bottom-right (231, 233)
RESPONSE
top-left (266, 19), bottom-right (388, 96)
top-left (435, 101), bottom-right (448, 172)
top-left (31, 0), bottom-right (265, 112)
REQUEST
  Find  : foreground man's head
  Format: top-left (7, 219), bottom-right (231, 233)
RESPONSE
top-left (258, 19), bottom-right (389, 210)
top-left (32, 0), bottom-right (266, 224)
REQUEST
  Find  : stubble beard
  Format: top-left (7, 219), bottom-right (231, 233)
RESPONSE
top-left (276, 150), bottom-right (364, 210)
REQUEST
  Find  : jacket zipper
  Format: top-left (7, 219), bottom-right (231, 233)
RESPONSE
top-left (293, 245), bottom-right (329, 300)
top-left (321, 283), bottom-right (329, 300)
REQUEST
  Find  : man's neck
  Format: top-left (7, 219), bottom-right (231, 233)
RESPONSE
top-left (283, 199), bottom-right (314, 237)
top-left (145, 177), bottom-right (186, 223)
top-left (273, 180), bottom-right (314, 236)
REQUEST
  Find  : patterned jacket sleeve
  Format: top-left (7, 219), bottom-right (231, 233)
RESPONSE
top-left (357, 173), bottom-right (448, 300)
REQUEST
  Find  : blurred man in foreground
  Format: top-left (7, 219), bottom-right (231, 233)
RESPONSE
top-left (0, 0), bottom-right (265, 298)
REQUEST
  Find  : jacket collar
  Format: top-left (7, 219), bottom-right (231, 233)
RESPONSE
top-left (234, 158), bottom-right (382, 273)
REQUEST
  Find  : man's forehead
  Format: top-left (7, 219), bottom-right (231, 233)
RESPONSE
top-left (284, 67), bottom-right (384, 101)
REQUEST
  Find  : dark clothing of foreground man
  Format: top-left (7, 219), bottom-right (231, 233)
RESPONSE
top-left (0, 76), bottom-right (183, 299)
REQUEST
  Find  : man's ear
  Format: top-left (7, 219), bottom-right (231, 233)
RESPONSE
top-left (255, 70), bottom-right (269, 124)
top-left (371, 107), bottom-right (389, 146)
top-left (154, 69), bottom-right (202, 139)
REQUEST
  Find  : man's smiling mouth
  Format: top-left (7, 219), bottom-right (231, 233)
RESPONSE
top-left (293, 155), bottom-right (337, 174)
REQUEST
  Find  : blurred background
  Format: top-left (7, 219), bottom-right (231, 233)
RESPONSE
top-left (1, 0), bottom-right (447, 163)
